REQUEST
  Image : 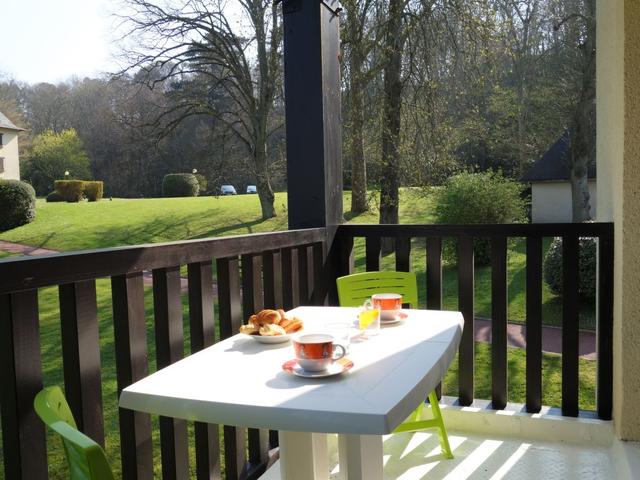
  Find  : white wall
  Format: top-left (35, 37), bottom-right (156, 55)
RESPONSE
top-left (531, 180), bottom-right (597, 223)
top-left (0, 129), bottom-right (20, 180)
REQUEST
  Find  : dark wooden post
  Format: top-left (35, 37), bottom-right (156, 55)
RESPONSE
top-left (283, 0), bottom-right (343, 230)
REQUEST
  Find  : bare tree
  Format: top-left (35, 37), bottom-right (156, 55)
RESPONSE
top-left (117, 0), bottom-right (282, 219)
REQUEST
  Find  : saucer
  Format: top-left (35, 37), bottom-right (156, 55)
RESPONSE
top-left (380, 311), bottom-right (408, 324)
top-left (282, 358), bottom-right (354, 378)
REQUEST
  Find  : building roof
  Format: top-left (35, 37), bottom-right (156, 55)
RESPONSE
top-left (521, 131), bottom-right (596, 182)
top-left (0, 111), bottom-right (25, 131)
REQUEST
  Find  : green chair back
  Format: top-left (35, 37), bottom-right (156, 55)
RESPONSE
top-left (34, 386), bottom-right (115, 480)
top-left (336, 271), bottom-right (418, 307)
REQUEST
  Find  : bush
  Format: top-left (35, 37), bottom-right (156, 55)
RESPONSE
top-left (0, 180), bottom-right (36, 231)
top-left (83, 181), bottom-right (104, 202)
top-left (46, 191), bottom-right (64, 202)
top-left (194, 173), bottom-right (207, 195)
top-left (433, 171), bottom-right (526, 265)
top-left (543, 236), bottom-right (597, 300)
top-left (162, 174), bottom-right (199, 197)
top-left (54, 180), bottom-right (85, 202)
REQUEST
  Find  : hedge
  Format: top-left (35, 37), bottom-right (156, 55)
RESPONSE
top-left (433, 171), bottom-right (526, 265)
top-left (0, 180), bottom-right (36, 231)
top-left (162, 173), bottom-right (199, 197)
top-left (84, 181), bottom-right (104, 202)
top-left (543, 236), bottom-right (596, 300)
top-left (46, 191), bottom-right (64, 202)
top-left (54, 180), bottom-right (85, 202)
top-left (194, 173), bottom-right (207, 195)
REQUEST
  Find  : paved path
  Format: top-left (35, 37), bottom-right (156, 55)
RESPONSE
top-left (474, 318), bottom-right (596, 360)
top-left (1, 239), bottom-right (595, 359)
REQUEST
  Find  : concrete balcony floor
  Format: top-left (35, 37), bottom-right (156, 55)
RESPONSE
top-left (262, 401), bottom-right (640, 479)
top-left (263, 431), bottom-right (636, 479)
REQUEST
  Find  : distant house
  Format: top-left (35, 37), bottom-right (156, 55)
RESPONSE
top-left (0, 111), bottom-right (25, 181)
top-left (521, 132), bottom-right (596, 223)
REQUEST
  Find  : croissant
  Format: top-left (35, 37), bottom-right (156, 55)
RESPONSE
top-left (256, 309), bottom-right (281, 325)
top-left (259, 324), bottom-right (286, 336)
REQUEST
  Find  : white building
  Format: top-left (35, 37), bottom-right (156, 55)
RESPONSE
top-left (522, 132), bottom-right (597, 223)
top-left (0, 110), bottom-right (25, 181)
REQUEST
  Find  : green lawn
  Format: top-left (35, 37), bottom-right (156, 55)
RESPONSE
top-left (0, 190), bottom-right (597, 477)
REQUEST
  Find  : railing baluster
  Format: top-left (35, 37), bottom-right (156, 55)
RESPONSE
top-left (187, 261), bottom-right (221, 479)
top-left (426, 237), bottom-right (443, 397)
top-left (59, 280), bottom-right (104, 445)
top-left (562, 236), bottom-right (580, 417)
top-left (153, 267), bottom-right (189, 479)
top-left (597, 232), bottom-right (614, 420)
top-left (281, 248), bottom-right (300, 310)
top-left (0, 290), bottom-right (47, 480)
top-left (526, 236), bottom-right (543, 413)
top-left (395, 237), bottom-right (411, 272)
top-left (112, 272), bottom-right (153, 479)
top-left (241, 255), bottom-right (270, 472)
top-left (311, 242), bottom-right (326, 305)
top-left (426, 237), bottom-right (442, 310)
top-left (458, 237), bottom-right (475, 406)
top-left (491, 237), bottom-right (508, 410)
top-left (366, 236), bottom-right (381, 271)
top-left (262, 251), bottom-right (283, 448)
top-left (263, 251), bottom-right (283, 310)
top-left (297, 246), bottom-right (310, 304)
top-left (216, 257), bottom-right (246, 478)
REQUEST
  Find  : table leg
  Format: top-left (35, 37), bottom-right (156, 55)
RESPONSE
top-left (338, 434), bottom-right (383, 480)
top-left (279, 431), bottom-right (328, 480)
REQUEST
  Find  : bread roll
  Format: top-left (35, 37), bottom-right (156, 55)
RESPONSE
top-left (259, 324), bottom-right (286, 336)
top-left (240, 324), bottom-right (259, 335)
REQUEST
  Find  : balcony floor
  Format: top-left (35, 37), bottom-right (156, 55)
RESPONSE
top-left (263, 429), bottom-right (628, 479)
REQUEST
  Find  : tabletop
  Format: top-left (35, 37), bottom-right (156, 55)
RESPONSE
top-left (119, 306), bottom-right (463, 435)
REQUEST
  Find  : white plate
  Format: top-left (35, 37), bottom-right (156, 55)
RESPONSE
top-left (282, 358), bottom-right (354, 378)
top-left (244, 333), bottom-right (292, 344)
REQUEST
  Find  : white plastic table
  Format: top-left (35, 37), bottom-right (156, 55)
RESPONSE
top-left (119, 306), bottom-right (463, 479)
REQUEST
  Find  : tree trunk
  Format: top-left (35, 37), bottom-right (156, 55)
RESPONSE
top-left (345, 2), bottom-right (368, 215)
top-left (379, 0), bottom-right (404, 245)
top-left (254, 141), bottom-right (276, 219)
top-left (570, 0), bottom-right (596, 223)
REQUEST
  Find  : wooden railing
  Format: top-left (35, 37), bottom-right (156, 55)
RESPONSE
top-left (334, 223), bottom-right (614, 420)
top-left (0, 222), bottom-right (614, 479)
top-left (0, 228), bottom-right (327, 480)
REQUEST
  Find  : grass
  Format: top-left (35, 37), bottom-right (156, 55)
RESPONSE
top-left (0, 189), bottom-right (597, 477)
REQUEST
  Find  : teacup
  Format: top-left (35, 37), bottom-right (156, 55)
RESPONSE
top-left (371, 293), bottom-right (403, 320)
top-left (292, 333), bottom-right (346, 371)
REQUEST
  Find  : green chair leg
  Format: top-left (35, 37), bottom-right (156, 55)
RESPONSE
top-left (392, 390), bottom-right (453, 459)
top-left (428, 391), bottom-right (453, 459)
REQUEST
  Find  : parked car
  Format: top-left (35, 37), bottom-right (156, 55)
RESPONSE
top-left (246, 185), bottom-right (257, 194)
top-left (220, 185), bottom-right (237, 195)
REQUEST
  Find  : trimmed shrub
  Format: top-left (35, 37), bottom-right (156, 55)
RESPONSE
top-left (194, 173), bottom-right (207, 195)
top-left (54, 180), bottom-right (85, 202)
top-left (162, 174), bottom-right (199, 197)
top-left (0, 180), bottom-right (36, 231)
top-left (543, 236), bottom-right (597, 300)
top-left (433, 171), bottom-right (526, 265)
top-left (83, 181), bottom-right (104, 202)
top-left (46, 191), bottom-right (64, 202)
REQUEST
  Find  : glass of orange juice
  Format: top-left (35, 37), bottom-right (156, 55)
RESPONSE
top-left (358, 300), bottom-right (380, 336)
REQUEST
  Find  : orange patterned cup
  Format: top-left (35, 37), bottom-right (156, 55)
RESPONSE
top-left (293, 333), bottom-right (346, 371)
top-left (371, 293), bottom-right (402, 320)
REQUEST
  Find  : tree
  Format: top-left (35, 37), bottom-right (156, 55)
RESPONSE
top-left (553, 0), bottom-right (596, 222)
top-left (118, 0), bottom-right (283, 219)
top-left (23, 129), bottom-right (91, 195)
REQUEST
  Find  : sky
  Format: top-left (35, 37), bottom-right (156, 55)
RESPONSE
top-left (1, 0), bottom-right (123, 84)
top-left (0, 0), bottom-right (248, 86)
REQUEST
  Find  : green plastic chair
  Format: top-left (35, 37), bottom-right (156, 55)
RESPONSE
top-left (336, 271), bottom-right (453, 459)
top-left (34, 386), bottom-right (115, 480)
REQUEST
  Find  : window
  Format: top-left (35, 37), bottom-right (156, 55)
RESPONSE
top-left (0, 133), bottom-right (3, 147)
top-left (0, 157), bottom-right (4, 173)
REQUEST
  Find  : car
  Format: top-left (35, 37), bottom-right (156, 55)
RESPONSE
top-left (220, 185), bottom-right (237, 195)
top-left (246, 185), bottom-right (257, 194)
